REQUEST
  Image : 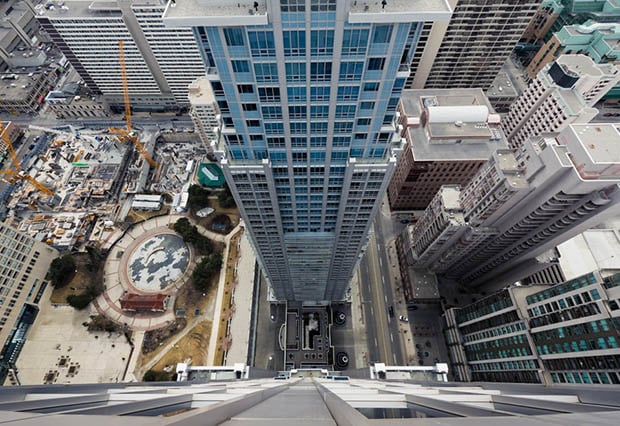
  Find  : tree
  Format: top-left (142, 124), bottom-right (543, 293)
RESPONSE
top-left (188, 184), bottom-right (211, 210)
top-left (66, 294), bottom-right (92, 310)
top-left (48, 254), bottom-right (76, 288)
top-left (218, 183), bottom-right (236, 208)
top-left (191, 253), bottom-right (223, 292)
top-left (143, 370), bottom-right (172, 382)
top-left (173, 218), bottom-right (213, 255)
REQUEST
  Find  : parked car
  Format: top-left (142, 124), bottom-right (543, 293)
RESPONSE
top-left (399, 315), bottom-right (409, 322)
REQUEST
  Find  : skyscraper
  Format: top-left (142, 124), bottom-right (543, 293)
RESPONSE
top-left (36, 0), bottom-right (205, 111)
top-left (444, 270), bottom-right (620, 385)
top-left (417, 0), bottom-right (541, 90)
top-left (0, 223), bottom-right (57, 383)
top-left (399, 124), bottom-right (620, 289)
top-left (502, 54), bottom-right (618, 150)
top-left (164, 1), bottom-right (451, 301)
top-left (387, 88), bottom-right (508, 211)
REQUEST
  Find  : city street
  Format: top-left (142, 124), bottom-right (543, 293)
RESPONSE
top-left (357, 212), bottom-right (406, 366)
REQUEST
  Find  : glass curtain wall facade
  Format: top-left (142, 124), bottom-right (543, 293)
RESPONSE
top-left (164, 0), bottom-right (450, 301)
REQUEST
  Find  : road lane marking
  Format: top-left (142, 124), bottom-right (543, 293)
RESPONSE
top-left (382, 275), bottom-right (385, 284)
top-left (384, 294), bottom-right (387, 303)
top-left (374, 338), bottom-right (378, 347)
top-left (393, 353), bottom-right (397, 364)
top-left (390, 333), bottom-right (393, 343)
top-left (370, 306), bottom-right (374, 315)
top-left (379, 257), bottom-right (383, 267)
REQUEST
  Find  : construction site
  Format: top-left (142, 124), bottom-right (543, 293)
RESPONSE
top-left (0, 38), bottom-right (212, 249)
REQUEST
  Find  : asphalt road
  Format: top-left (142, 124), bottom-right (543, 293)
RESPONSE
top-left (358, 216), bottom-right (405, 366)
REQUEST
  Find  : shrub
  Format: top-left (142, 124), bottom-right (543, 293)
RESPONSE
top-left (66, 294), bottom-right (92, 310)
top-left (48, 254), bottom-right (76, 288)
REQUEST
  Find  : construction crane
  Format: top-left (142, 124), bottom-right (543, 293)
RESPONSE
top-left (109, 40), bottom-right (158, 169)
top-left (0, 121), bottom-right (54, 197)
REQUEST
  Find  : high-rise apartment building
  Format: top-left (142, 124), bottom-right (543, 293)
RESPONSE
top-left (0, 223), bottom-right (57, 382)
top-left (387, 88), bottom-right (508, 211)
top-left (445, 270), bottom-right (620, 385)
top-left (187, 77), bottom-right (221, 151)
top-left (418, 0), bottom-right (541, 90)
top-left (527, 21), bottom-right (620, 98)
top-left (36, 0), bottom-right (205, 110)
top-left (164, 1), bottom-right (451, 302)
top-left (399, 124), bottom-right (620, 289)
top-left (502, 54), bottom-right (618, 150)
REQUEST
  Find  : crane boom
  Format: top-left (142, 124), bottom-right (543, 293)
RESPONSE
top-left (0, 121), bottom-right (22, 172)
top-left (112, 40), bottom-right (158, 169)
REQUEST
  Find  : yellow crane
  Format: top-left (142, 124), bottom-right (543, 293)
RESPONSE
top-left (0, 120), bottom-right (54, 197)
top-left (109, 40), bottom-right (158, 169)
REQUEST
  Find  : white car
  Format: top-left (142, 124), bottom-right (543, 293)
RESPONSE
top-left (399, 316), bottom-right (409, 322)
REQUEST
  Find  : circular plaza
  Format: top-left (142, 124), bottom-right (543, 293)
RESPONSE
top-left (94, 216), bottom-right (197, 331)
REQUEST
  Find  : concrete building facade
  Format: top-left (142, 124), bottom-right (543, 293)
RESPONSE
top-left (502, 54), bottom-right (618, 150)
top-left (399, 124), bottom-right (620, 289)
top-left (36, 0), bottom-right (205, 111)
top-left (527, 21), bottom-right (620, 98)
top-left (419, 0), bottom-right (541, 90)
top-left (0, 223), bottom-right (57, 384)
top-left (187, 77), bottom-right (221, 152)
top-left (164, 0), bottom-right (451, 302)
top-left (387, 88), bottom-right (508, 211)
top-left (445, 269), bottom-right (620, 386)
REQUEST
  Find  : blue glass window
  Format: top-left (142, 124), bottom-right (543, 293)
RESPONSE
top-left (254, 63), bottom-right (278, 82)
top-left (367, 57), bottom-right (385, 71)
top-left (334, 122), bottom-right (353, 133)
top-left (337, 86), bottom-right (359, 101)
top-left (310, 86), bottom-right (330, 101)
top-left (311, 105), bottom-right (329, 118)
top-left (287, 86), bottom-right (306, 102)
top-left (286, 62), bottom-right (306, 82)
top-left (291, 137), bottom-right (306, 147)
top-left (288, 105), bottom-right (307, 119)
top-left (310, 137), bottom-right (327, 147)
top-left (311, 62), bottom-right (332, 81)
top-left (258, 87), bottom-right (280, 102)
top-left (268, 137), bottom-right (285, 147)
top-left (363, 82), bottom-right (380, 91)
top-left (281, 0), bottom-right (305, 12)
top-left (333, 136), bottom-right (350, 147)
top-left (231, 60), bottom-right (250, 73)
top-left (223, 28), bottom-right (244, 46)
top-left (310, 122), bottom-right (328, 133)
top-left (311, 30), bottom-right (334, 55)
top-left (265, 122), bottom-right (284, 135)
top-left (335, 105), bottom-right (356, 118)
top-left (262, 106), bottom-right (282, 119)
top-left (342, 29), bottom-right (369, 55)
top-left (248, 31), bottom-right (275, 56)
top-left (339, 61), bottom-right (364, 81)
top-left (372, 25), bottom-right (393, 44)
top-left (283, 31), bottom-right (306, 56)
top-left (290, 122), bottom-right (307, 134)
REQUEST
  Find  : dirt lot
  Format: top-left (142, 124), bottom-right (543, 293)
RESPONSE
top-left (150, 320), bottom-right (213, 372)
top-left (126, 206), bottom-right (170, 223)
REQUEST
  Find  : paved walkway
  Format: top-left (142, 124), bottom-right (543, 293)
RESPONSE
top-left (225, 232), bottom-right (256, 365)
top-left (349, 270), bottom-right (369, 369)
top-left (206, 224), bottom-right (244, 364)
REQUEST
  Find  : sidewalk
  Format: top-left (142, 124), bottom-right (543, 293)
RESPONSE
top-left (349, 270), bottom-right (369, 368)
top-left (224, 232), bottom-right (256, 365)
top-left (205, 224), bottom-right (242, 364)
